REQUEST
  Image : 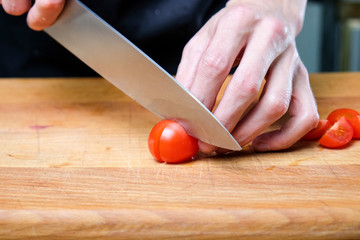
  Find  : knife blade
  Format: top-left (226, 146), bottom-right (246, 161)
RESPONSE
top-left (45, 0), bottom-right (241, 151)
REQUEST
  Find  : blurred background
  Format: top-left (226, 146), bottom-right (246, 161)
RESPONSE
top-left (298, 0), bottom-right (360, 72)
top-left (1, 0), bottom-right (360, 76)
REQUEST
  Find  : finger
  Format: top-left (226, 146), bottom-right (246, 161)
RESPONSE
top-left (229, 44), bottom-right (298, 148)
top-left (176, 10), bottom-right (221, 90)
top-left (252, 63), bottom-right (319, 152)
top-left (215, 17), bottom-right (289, 129)
top-left (27, 0), bottom-right (65, 31)
top-left (2, 0), bottom-right (32, 16)
top-left (199, 17), bottom-right (289, 153)
top-left (188, 6), bottom-right (257, 110)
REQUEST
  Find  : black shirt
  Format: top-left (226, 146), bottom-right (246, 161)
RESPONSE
top-left (0, 0), bottom-right (227, 77)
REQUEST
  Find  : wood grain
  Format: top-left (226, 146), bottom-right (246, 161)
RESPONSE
top-left (0, 73), bottom-right (360, 239)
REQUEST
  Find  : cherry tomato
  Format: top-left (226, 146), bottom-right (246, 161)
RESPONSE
top-left (319, 116), bottom-right (353, 148)
top-left (303, 119), bottom-right (330, 140)
top-left (327, 108), bottom-right (360, 139)
top-left (148, 119), bottom-right (199, 163)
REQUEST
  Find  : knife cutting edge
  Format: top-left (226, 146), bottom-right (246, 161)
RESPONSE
top-left (45, 0), bottom-right (241, 151)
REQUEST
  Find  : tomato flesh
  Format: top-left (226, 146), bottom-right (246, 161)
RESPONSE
top-left (319, 116), bottom-right (353, 148)
top-left (148, 120), bottom-right (168, 160)
top-left (327, 108), bottom-right (360, 139)
top-left (148, 119), bottom-right (199, 163)
top-left (303, 119), bottom-right (330, 140)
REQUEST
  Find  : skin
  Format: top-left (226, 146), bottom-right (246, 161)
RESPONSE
top-left (1, 0), bottom-right (319, 153)
top-left (0, 0), bottom-right (65, 31)
top-left (176, 0), bottom-right (319, 153)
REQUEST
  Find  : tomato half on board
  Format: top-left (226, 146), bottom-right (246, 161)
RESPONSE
top-left (319, 116), bottom-right (354, 148)
top-left (148, 119), bottom-right (199, 163)
top-left (303, 119), bottom-right (330, 140)
top-left (327, 108), bottom-right (360, 139)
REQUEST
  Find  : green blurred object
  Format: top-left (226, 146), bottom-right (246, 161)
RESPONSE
top-left (338, 0), bottom-right (360, 71)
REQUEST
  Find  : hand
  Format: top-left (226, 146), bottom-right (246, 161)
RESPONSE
top-left (0, 0), bottom-right (65, 30)
top-left (176, 0), bottom-right (319, 153)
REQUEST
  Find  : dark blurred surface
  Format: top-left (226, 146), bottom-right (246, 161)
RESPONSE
top-left (0, 0), bottom-right (226, 77)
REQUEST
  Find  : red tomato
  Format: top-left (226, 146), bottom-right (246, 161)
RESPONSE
top-left (319, 116), bottom-right (353, 148)
top-left (327, 108), bottom-right (360, 139)
top-left (303, 119), bottom-right (330, 140)
top-left (148, 119), bottom-right (199, 163)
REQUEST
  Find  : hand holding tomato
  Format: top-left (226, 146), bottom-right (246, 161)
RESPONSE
top-left (176, 0), bottom-right (318, 153)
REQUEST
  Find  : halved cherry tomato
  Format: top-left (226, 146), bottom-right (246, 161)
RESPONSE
top-left (303, 119), bottom-right (330, 140)
top-left (327, 108), bottom-right (360, 139)
top-left (319, 116), bottom-right (353, 148)
top-left (148, 120), bottom-right (168, 160)
top-left (148, 119), bottom-right (199, 163)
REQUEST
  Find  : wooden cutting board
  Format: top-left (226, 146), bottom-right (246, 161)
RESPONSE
top-left (0, 73), bottom-right (359, 239)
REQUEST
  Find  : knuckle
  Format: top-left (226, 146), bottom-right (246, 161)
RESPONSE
top-left (225, 5), bottom-right (256, 22)
top-left (296, 62), bottom-right (309, 79)
top-left (263, 17), bottom-right (287, 41)
top-left (266, 95), bottom-right (290, 117)
top-left (201, 52), bottom-right (230, 76)
top-left (304, 111), bottom-right (320, 129)
top-left (233, 78), bottom-right (260, 100)
top-left (182, 40), bottom-right (202, 59)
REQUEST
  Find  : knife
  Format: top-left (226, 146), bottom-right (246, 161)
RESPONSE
top-left (45, 0), bottom-right (241, 151)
